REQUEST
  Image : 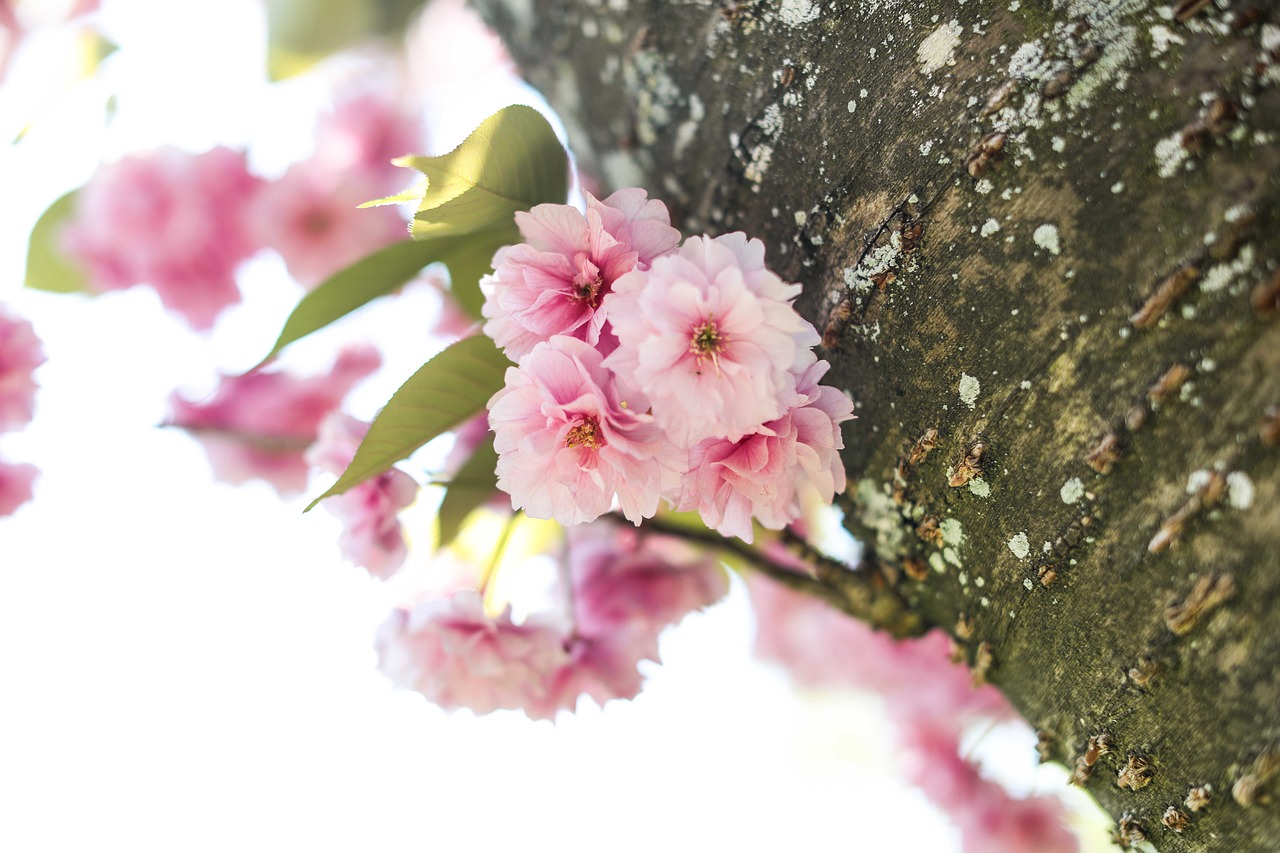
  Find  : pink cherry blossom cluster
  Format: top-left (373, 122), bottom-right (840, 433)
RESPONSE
top-left (483, 191), bottom-right (853, 542)
top-left (62, 83), bottom-right (421, 329)
top-left (748, 575), bottom-right (1078, 852)
top-left (166, 344), bottom-right (382, 497)
top-left (0, 304), bottom-right (45, 516)
top-left (375, 520), bottom-right (727, 719)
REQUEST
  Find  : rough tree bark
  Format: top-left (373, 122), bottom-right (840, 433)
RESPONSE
top-left (469, 0), bottom-right (1279, 848)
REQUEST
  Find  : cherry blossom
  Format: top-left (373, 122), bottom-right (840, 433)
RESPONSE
top-left (901, 720), bottom-right (1078, 853)
top-left (63, 146), bottom-right (262, 330)
top-left (604, 232), bottom-right (820, 446)
top-left (567, 522), bottom-right (727, 640)
top-left (0, 305), bottom-right (45, 432)
top-left (487, 335), bottom-right (684, 525)
top-left (313, 86), bottom-right (424, 196)
top-left (0, 458), bottom-right (36, 517)
top-left (480, 190), bottom-right (680, 360)
top-left (248, 158), bottom-right (406, 290)
top-left (307, 413), bottom-right (417, 579)
top-left (375, 589), bottom-right (575, 719)
top-left (747, 574), bottom-right (1011, 720)
top-left (681, 360), bottom-right (853, 542)
top-left (166, 344), bottom-right (380, 496)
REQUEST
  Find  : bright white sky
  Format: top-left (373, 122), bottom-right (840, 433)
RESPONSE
top-left (0, 2), bottom-right (1110, 851)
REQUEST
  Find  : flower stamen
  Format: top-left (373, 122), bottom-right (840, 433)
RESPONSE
top-left (690, 317), bottom-right (727, 375)
top-left (565, 416), bottom-right (603, 450)
top-left (569, 253), bottom-right (605, 308)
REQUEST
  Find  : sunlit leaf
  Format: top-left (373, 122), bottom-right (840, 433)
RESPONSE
top-left (258, 106), bottom-right (566, 362)
top-left (306, 335), bottom-right (511, 511)
top-left (388, 105), bottom-right (568, 239)
top-left (435, 433), bottom-right (499, 549)
top-left (25, 191), bottom-right (89, 295)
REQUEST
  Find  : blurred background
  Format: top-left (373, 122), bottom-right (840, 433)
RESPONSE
top-left (0, 1), bottom-right (1111, 849)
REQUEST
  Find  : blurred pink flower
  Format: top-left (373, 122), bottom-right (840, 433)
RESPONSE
top-left (488, 335), bottom-right (685, 525)
top-left (0, 458), bottom-right (37, 517)
top-left (481, 190), bottom-right (680, 360)
top-left (375, 589), bottom-right (575, 719)
top-left (314, 87), bottom-right (424, 196)
top-left (307, 412), bottom-right (417, 579)
top-left (166, 344), bottom-right (380, 496)
top-left (902, 720), bottom-right (1077, 853)
top-left (0, 305), bottom-right (45, 432)
top-left (604, 233), bottom-right (820, 446)
top-left (749, 576), bottom-right (1073, 851)
top-left (249, 159), bottom-right (406, 289)
top-left (63, 146), bottom-right (262, 330)
top-left (568, 521), bottom-right (727, 639)
top-left (681, 360), bottom-right (853, 542)
top-left (747, 575), bottom-right (1011, 721)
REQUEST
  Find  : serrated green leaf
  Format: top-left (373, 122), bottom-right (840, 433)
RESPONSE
top-left (396, 105), bottom-right (568, 239)
top-left (306, 335), bottom-right (511, 511)
top-left (435, 433), bottom-right (499, 549)
top-left (26, 191), bottom-right (90, 295)
top-left (255, 234), bottom-right (503, 368)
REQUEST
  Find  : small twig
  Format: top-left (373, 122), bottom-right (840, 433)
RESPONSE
top-left (613, 513), bottom-right (922, 637)
top-left (479, 512), bottom-right (519, 610)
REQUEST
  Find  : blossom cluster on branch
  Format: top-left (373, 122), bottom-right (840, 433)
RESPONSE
top-left (483, 192), bottom-right (855, 541)
top-left (376, 521), bottom-right (728, 719)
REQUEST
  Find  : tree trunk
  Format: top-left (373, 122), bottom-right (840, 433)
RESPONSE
top-left (470, 0), bottom-right (1280, 847)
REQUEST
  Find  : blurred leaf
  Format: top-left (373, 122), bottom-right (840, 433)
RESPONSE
top-left (264, 0), bottom-right (423, 79)
top-left (306, 335), bottom-right (511, 511)
top-left (375, 105), bottom-right (568, 239)
top-left (435, 433), bottom-right (499, 549)
top-left (25, 191), bottom-right (89, 295)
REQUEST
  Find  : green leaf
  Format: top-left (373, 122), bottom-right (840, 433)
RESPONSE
top-left (258, 105), bottom-right (566, 363)
top-left (306, 335), bottom-right (511, 511)
top-left (435, 433), bottom-right (499, 549)
top-left (255, 235), bottom-right (498, 368)
top-left (390, 105), bottom-right (568, 240)
top-left (26, 191), bottom-right (90, 294)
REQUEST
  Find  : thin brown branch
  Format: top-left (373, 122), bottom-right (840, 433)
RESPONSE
top-left (613, 512), bottom-right (923, 638)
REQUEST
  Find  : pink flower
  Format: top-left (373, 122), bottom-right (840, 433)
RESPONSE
top-left (902, 720), bottom-right (1077, 853)
top-left (604, 233), bottom-right (821, 446)
top-left (0, 305), bottom-right (45, 432)
top-left (746, 575), bottom-right (1011, 722)
top-left (681, 361), bottom-right (853, 542)
top-left (307, 413), bottom-right (417, 579)
top-left (166, 344), bottom-right (380, 496)
top-left (249, 158), bottom-right (406, 289)
top-left (0, 458), bottom-right (37, 517)
top-left (376, 589), bottom-right (575, 719)
top-left (63, 146), bottom-right (262, 330)
top-left (568, 521), bottom-right (727, 639)
top-left (313, 87), bottom-right (425, 196)
top-left (481, 190), bottom-right (681, 360)
top-left (487, 335), bottom-right (685, 525)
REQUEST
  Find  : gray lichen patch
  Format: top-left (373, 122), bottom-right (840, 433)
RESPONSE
top-left (918, 19), bottom-right (962, 75)
top-left (1032, 223), bottom-right (1061, 256)
top-left (624, 49), bottom-right (682, 147)
top-left (959, 373), bottom-right (981, 409)
top-left (1007, 531), bottom-right (1031, 560)
top-left (854, 477), bottom-right (907, 557)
